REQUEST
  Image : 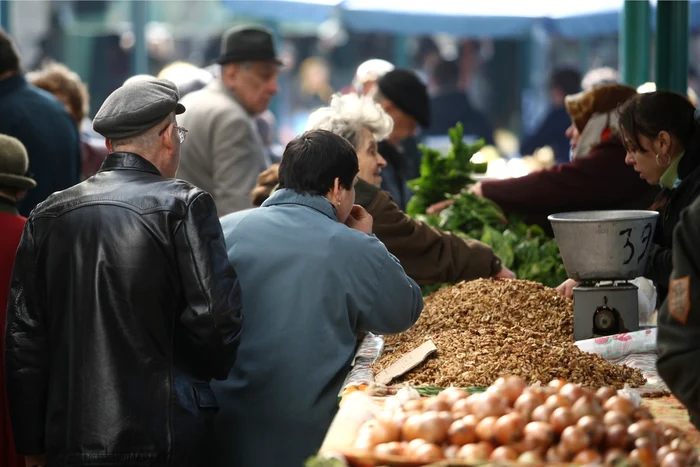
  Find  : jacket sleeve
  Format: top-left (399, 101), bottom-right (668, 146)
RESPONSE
top-left (4, 220), bottom-right (49, 455)
top-left (356, 241), bottom-right (424, 335)
top-left (480, 142), bottom-right (646, 215)
top-left (644, 244), bottom-right (673, 288)
top-left (212, 114), bottom-right (262, 216)
top-left (657, 198), bottom-right (700, 426)
top-left (369, 190), bottom-right (501, 283)
top-left (175, 192), bottom-right (244, 380)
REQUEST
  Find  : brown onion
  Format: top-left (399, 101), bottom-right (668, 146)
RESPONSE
top-left (412, 443), bottom-right (444, 462)
top-left (373, 442), bottom-right (405, 457)
top-left (573, 448), bottom-right (602, 465)
top-left (448, 417), bottom-right (478, 446)
top-left (596, 387), bottom-right (618, 402)
top-left (663, 427), bottom-right (682, 444)
top-left (456, 442), bottom-right (493, 462)
top-left (630, 446), bottom-right (656, 467)
top-left (451, 398), bottom-right (471, 418)
top-left (438, 387), bottom-right (469, 407)
top-left (410, 411), bottom-right (448, 444)
top-left (604, 448), bottom-right (628, 466)
top-left (548, 379), bottom-right (567, 391)
top-left (561, 425), bottom-right (591, 454)
top-left (531, 404), bottom-right (555, 423)
top-left (476, 416), bottom-right (498, 443)
top-left (628, 420), bottom-right (657, 442)
top-left (401, 414), bottom-right (422, 441)
top-left (523, 421), bottom-right (555, 450)
top-left (422, 398), bottom-right (450, 413)
top-left (670, 438), bottom-right (694, 455)
top-left (662, 451), bottom-right (689, 467)
top-left (656, 445), bottom-right (673, 464)
top-left (546, 394), bottom-right (572, 409)
top-left (490, 446), bottom-right (519, 461)
top-left (473, 392), bottom-right (509, 419)
top-left (515, 392), bottom-right (545, 419)
top-left (603, 396), bottom-right (636, 416)
top-left (604, 424), bottom-right (630, 450)
top-left (603, 410), bottom-right (631, 427)
top-left (577, 415), bottom-right (605, 447)
top-left (518, 450), bottom-right (545, 464)
top-left (550, 406), bottom-right (576, 434)
top-left (493, 376), bottom-right (527, 405)
top-left (405, 438), bottom-right (427, 454)
top-left (437, 411), bottom-right (453, 430)
top-left (494, 412), bottom-right (527, 445)
top-left (354, 419), bottom-right (399, 448)
top-left (546, 444), bottom-right (570, 463)
top-left (403, 399), bottom-right (423, 413)
top-left (572, 395), bottom-right (604, 420)
top-left (443, 445), bottom-right (459, 460)
top-left (633, 407), bottom-right (654, 421)
top-left (560, 383), bottom-right (586, 403)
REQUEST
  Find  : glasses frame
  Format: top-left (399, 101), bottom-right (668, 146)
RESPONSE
top-left (158, 122), bottom-right (188, 143)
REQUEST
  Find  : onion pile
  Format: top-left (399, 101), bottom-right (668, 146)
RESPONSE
top-left (353, 377), bottom-right (698, 466)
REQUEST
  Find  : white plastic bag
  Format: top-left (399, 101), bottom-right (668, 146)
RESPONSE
top-left (632, 277), bottom-right (657, 326)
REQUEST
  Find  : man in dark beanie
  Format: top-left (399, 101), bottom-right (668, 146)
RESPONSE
top-left (0, 29), bottom-right (81, 216)
top-left (371, 68), bottom-right (430, 210)
top-left (5, 78), bottom-right (244, 467)
top-left (177, 25), bottom-right (281, 216)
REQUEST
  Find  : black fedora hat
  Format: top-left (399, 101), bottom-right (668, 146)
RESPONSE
top-left (217, 25), bottom-right (282, 65)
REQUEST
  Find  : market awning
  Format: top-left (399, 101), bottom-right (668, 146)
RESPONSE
top-left (220, 0), bottom-right (341, 24)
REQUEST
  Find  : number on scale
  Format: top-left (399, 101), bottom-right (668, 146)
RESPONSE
top-left (618, 222), bottom-right (653, 265)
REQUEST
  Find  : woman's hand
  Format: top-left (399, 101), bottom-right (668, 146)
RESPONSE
top-left (493, 265), bottom-right (516, 280)
top-left (345, 205), bottom-right (373, 234)
top-left (556, 278), bottom-right (580, 299)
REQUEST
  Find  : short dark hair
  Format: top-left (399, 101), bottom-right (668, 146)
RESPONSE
top-left (618, 90), bottom-right (699, 153)
top-left (551, 67), bottom-right (581, 95)
top-left (278, 129), bottom-right (359, 196)
top-left (432, 59), bottom-right (460, 89)
top-left (0, 29), bottom-right (21, 75)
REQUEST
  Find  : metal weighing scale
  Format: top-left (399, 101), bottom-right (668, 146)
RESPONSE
top-left (548, 210), bottom-right (660, 341)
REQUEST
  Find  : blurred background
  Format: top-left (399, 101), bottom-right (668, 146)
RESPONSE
top-left (3, 0), bottom-right (699, 153)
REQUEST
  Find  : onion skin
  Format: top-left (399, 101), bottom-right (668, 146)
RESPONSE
top-left (422, 398), bottom-right (450, 413)
top-left (548, 379), bottom-right (567, 391)
top-left (476, 416), bottom-right (499, 443)
top-left (443, 445), bottom-right (459, 460)
top-left (473, 392), bottom-right (509, 420)
top-left (373, 442), bottom-right (405, 457)
top-left (630, 446), bottom-right (656, 467)
top-left (456, 442), bottom-right (493, 462)
top-left (604, 424), bottom-right (630, 450)
top-left (596, 387), bottom-right (617, 402)
top-left (550, 407), bottom-right (576, 434)
top-left (451, 398), bottom-right (471, 419)
top-left (493, 376), bottom-right (527, 405)
top-left (656, 445), bottom-right (672, 464)
top-left (546, 394), bottom-right (572, 409)
top-left (518, 450), bottom-right (545, 464)
top-left (604, 448), bottom-right (628, 466)
top-left (494, 412), bottom-right (527, 445)
top-left (438, 387), bottom-right (468, 407)
top-left (661, 451), bottom-right (689, 467)
top-left (515, 392), bottom-right (545, 420)
top-left (403, 399), bottom-right (423, 413)
top-left (490, 446), bottom-right (519, 461)
top-left (561, 425), bottom-right (592, 454)
top-left (577, 415), bottom-right (605, 447)
top-left (560, 383), bottom-right (586, 403)
top-left (573, 448), bottom-right (603, 465)
top-left (412, 443), bottom-right (444, 462)
top-left (531, 404), bottom-right (555, 423)
top-left (447, 417), bottom-right (478, 446)
top-left (523, 421), bottom-right (555, 451)
top-left (603, 410), bottom-right (632, 427)
top-left (604, 396), bottom-right (636, 416)
top-left (572, 395), bottom-right (604, 420)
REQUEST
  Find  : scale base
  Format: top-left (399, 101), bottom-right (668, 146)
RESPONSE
top-left (572, 283), bottom-right (640, 341)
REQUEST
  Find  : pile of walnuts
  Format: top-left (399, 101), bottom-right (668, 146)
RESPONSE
top-left (373, 279), bottom-right (646, 389)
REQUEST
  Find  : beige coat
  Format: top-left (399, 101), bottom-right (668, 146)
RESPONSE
top-left (177, 80), bottom-right (270, 216)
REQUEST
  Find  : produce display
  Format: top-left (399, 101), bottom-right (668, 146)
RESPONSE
top-left (351, 379), bottom-right (699, 465)
top-left (372, 279), bottom-right (646, 388)
top-left (406, 124), bottom-right (567, 288)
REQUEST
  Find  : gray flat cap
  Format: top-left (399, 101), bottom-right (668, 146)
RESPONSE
top-left (93, 78), bottom-right (186, 140)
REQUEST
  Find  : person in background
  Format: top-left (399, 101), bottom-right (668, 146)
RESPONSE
top-left (428, 84), bottom-right (658, 237)
top-left (250, 93), bottom-right (515, 283)
top-left (558, 91), bottom-right (700, 304)
top-left (371, 68), bottom-right (430, 210)
top-left (210, 130), bottom-right (423, 467)
top-left (0, 135), bottom-right (34, 467)
top-left (4, 78), bottom-right (244, 467)
top-left (423, 58), bottom-right (495, 145)
top-left (27, 62), bottom-right (109, 180)
top-left (520, 67), bottom-right (581, 164)
top-left (656, 194), bottom-right (700, 431)
top-left (157, 61), bottom-right (213, 98)
top-left (177, 25), bottom-right (280, 216)
top-left (0, 29), bottom-right (81, 216)
top-left (352, 58), bottom-right (395, 96)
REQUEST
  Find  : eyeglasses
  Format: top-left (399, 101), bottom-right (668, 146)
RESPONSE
top-left (158, 122), bottom-right (188, 143)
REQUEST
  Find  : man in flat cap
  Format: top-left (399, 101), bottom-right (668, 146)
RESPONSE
top-left (5, 78), bottom-right (244, 467)
top-left (177, 25), bottom-right (281, 216)
top-left (371, 68), bottom-right (431, 210)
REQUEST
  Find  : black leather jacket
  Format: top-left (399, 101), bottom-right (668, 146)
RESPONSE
top-left (4, 152), bottom-right (244, 467)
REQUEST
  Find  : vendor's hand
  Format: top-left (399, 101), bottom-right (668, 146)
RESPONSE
top-left (345, 205), bottom-right (373, 234)
top-left (556, 278), bottom-right (581, 300)
top-left (25, 455), bottom-right (45, 467)
top-left (468, 182), bottom-right (484, 198)
top-left (426, 199), bottom-right (454, 215)
top-left (492, 265), bottom-right (516, 280)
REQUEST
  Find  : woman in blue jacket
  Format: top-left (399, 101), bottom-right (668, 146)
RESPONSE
top-left (210, 129), bottom-right (424, 467)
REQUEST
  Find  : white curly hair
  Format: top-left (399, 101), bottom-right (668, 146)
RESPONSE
top-left (305, 93), bottom-right (393, 150)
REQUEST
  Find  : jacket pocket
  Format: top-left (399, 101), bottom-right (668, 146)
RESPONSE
top-left (192, 383), bottom-right (219, 411)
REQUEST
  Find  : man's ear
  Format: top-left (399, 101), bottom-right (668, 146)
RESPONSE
top-left (105, 139), bottom-right (114, 152)
top-left (162, 124), bottom-right (175, 153)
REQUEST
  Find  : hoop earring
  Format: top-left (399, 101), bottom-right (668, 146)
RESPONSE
top-left (656, 153), bottom-right (671, 167)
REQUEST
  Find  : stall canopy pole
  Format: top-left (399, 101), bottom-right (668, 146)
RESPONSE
top-left (655, 0), bottom-right (689, 94)
top-left (0, 0), bottom-right (11, 33)
top-left (130, 0), bottom-right (149, 77)
top-left (620, 0), bottom-right (650, 88)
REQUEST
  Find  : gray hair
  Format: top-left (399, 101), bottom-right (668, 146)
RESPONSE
top-left (110, 113), bottom-right (175, 152)
top-left (305, 93), bottom-right (393, 149)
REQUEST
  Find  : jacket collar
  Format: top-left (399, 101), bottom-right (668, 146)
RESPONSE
top-left (0, 73), bottom-right (27, 100)
top-left (261, 188), bottom-right (338, 221)
top-left (98, 152), bottom-right (162, 177)
top-left (210, 79), bottom-right (253, 117)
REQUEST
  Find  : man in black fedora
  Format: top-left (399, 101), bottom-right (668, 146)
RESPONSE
top-left (177, 25), bottom-right (282, 216)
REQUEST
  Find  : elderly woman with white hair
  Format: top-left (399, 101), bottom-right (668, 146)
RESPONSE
top-left (252, 93), bottom-right (514, 283)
